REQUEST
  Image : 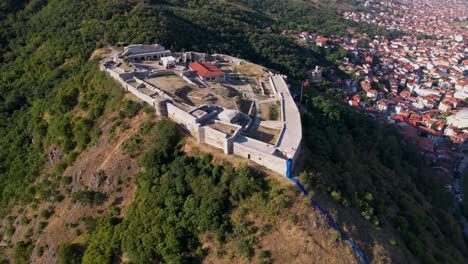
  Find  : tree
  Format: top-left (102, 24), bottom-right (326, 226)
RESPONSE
top-left (14, 241), bottom-right (33, 264)
top-left (58, 243), bottom-right (85, 264)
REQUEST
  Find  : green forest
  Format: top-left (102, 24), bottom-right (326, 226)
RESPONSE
top-left (0, 0), bottom-right (369, 214)
top-left (56, 118), bottom-right (292, 263)
top-left (0, 0), bottom-right (466, 263)
top-left (299, 91), bottom-right (467, 263)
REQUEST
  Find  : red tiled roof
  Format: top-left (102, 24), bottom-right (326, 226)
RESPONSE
top-left (419, 126), bottom-right (442, 136)
top-left (349, 100), bottom-right (360, 107)
top-left (400, 90), bottom-right (411, 98)
top-left (189, 62), bottom-right (224, 79)
top-left (352, 94), bottom-right (362, 102)
top-left (391, 115), bottom-right (408, 123)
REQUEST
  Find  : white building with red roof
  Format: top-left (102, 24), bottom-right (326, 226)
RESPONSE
top-left (189, 62), bottom-right (225, 82)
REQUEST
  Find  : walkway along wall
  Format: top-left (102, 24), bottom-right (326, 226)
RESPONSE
top-left (104, 68), bottom-right (157, 106)
top-left (103, 63), bottom-right (300, 177)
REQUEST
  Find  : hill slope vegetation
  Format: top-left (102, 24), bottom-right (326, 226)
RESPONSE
top-left (0, 0), bottom-right (466, 263)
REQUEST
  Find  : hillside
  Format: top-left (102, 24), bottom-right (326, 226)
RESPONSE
top-left (0, 0), bottom-right (467, 263)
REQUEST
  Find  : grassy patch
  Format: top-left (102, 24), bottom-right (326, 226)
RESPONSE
top-left (259, 102), bottom-right (281, 121)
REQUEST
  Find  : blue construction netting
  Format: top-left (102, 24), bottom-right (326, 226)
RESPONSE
top-left (286, 160), bottom-right (367, 264)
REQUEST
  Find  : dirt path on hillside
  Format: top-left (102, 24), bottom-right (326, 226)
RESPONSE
top-left (5, 112), bottom-right (149, 264)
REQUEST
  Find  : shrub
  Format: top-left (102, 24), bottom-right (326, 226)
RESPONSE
top-left (39, 221), bottom-right (48, 230)
top-left (37, 245), bottom-right (45, 256)
top-left (122, 100), bottom-right (142, 118)
top-left (71, 191), bottom-right (107, 206)
top-left (57, 243), bottom-right (85, 264)
top-left (331, 190), bottom-right (341, 201)
top-left (61, 176), bottom-right (73, 185)
top-left (80, 217), bottom-right (97, 234)
top-left (20, 217), bottom-right (30, 225)
top-left (14, 241), bottom-right (33, 264)
top-left (143, 105), bottom-right (155, 114)
top-left (40, 207), bottom-right (54, 219)
top-left (236, 239), bottom-right (254, 258)
top-left (258, 250), bottom-right (272, 264)
top-left (5, 226), bottom-right (15, 237)
top-left (268, 104), bottom-right (278, 120)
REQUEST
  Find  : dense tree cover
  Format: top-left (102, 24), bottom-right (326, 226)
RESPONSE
top-left (462, 173), bottom-right (468, 219)
top-left (0, 0), bottom-right (29, 20)
top-left (0, 60), bottom-right (123, 213)
top-left (76, 119), bottom-right (269, 263)
top-left (0, 0), bottom-right (463, 263)
top-left (0, 0), bottom-right (362, 213)
top-left (57, 243), bottom-right (85, 264)
top-left (237, 0), bottom-right (404, 38)
top-left (299, 91), bottom-right (468, 263)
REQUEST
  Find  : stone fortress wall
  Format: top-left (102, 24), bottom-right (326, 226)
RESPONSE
top-left (232, 138), bottom-right (288, 175)
top-left (101, 45), bottom-right (302, 176)
top-left (166, 103), bottom-right (200, 137)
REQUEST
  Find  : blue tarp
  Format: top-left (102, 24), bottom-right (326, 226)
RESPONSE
top-left (286, 160), bottom-right (367, 264)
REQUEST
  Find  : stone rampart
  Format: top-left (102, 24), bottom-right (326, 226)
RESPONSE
top-left (102, 58), bottom-right (301, 177)
top-left (134, 77), bottom-right (173, 100)
top-left (166, 103), bottom-right (199, 137)
top-left (269, 76), bottom-right (279, 96)
top-left (149, 71), bottom-right (175, 78)
top-left (180, 72), bottom-right (197, 86)
top-left (201, 127), bottom-right (228, 152)
top-left (233, 140), bottom-right (287, 175)
top-left (126, 85), bottom-right (154, 105)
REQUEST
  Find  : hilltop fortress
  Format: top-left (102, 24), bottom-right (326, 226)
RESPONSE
top-left (101, 44), bottom-right (302, 176)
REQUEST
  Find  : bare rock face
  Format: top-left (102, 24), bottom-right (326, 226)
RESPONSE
top-left (71, 168), bottom-right (114, 193)
top-left (89, 169), bottom-right (114, 192)
top-left (47, 146), bottom-right (63, 167)
top-left (71, 167), bottom-right (86, 193)
top-left (39, 244), bottom-right (56, 264)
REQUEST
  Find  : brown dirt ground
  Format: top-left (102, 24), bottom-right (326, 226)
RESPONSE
top-left (89, 48), bottom-right (111, 60)
top-left (233, 62), bottom-right (267, 78)
top-left (145, 75), bottom-right (189, 94)
top-left (248, 125), bottom-right (281, 145)
top-left (2, 112), bottom-right (415, 264)
top-left (202, 195), bottom-right (360, 264)
top-left (259, 102), bottom-right (281, 121)
top-left (4, 110), bottom-right (149, 263)
top-left (185, 139), bottom-right (416, 264)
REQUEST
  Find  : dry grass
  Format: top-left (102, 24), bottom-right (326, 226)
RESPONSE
top-left (4, 111), bottom-right (149, 263)
top-left (145, 75), bottom-right (189, 94)
top-left (202, 190), bottom-right (361, 264)
top-left (118, 63), bottom-right (134, 71)
top-left (139, 87), bottom-right (154, 95)
top-left (207, 121), bottom-right (238, 136)
top-left (233, 62), bottom-right (266, 78)
top-left (209, 82), bottom-right (241, 98)
top-left (248, 126), bottom-right (281, 145)
top-left (89, 48), bottom-right (111, 60)
top-left (259, 102), bottom-right (281, 121)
